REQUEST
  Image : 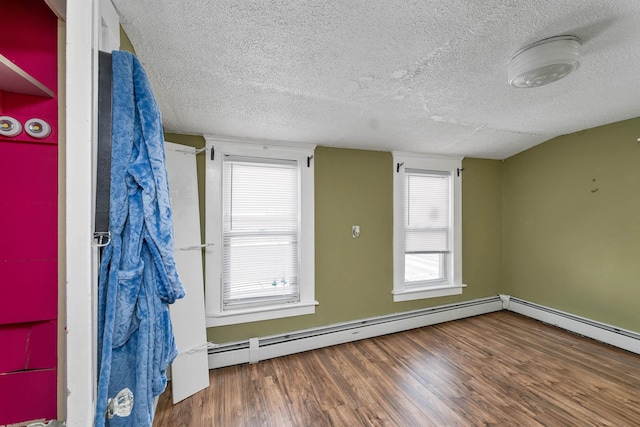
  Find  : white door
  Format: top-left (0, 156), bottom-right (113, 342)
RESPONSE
top-left (164, 142), bottom-right (210, 403)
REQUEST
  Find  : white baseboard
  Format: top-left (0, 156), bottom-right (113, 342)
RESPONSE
top-left (207, 295), bottom-right (640, 370)
top-left (503, 295), bottom-right (640, 355)
top-left (209, 296), bottom-right (503, 369)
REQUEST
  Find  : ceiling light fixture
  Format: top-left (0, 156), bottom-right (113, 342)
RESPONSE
top-left (508, 35), bottom-right (581, 88)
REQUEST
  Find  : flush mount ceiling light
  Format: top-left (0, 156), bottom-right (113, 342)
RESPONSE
top-left (508, 35), bottom-right (581, 88)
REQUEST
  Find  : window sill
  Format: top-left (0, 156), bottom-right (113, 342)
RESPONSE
top-left (206, 300), bottom-right (319, 327)
top-left (392, 284), bottom-right (466, 302)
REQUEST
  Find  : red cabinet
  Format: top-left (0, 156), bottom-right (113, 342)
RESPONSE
top-left (0, 0), bottom-right (59, 424)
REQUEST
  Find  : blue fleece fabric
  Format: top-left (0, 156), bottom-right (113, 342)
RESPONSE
top-left (96, 51), bottom-right (185, 427)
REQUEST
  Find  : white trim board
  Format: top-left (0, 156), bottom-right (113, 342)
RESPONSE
top-left (208, 296), bottom-right (503, 369)
top-left (502, 295), bottom-right (640, 356)
top-left (65, 0), bottom-right (100, 425)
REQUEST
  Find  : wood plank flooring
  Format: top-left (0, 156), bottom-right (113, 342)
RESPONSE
top-left (153, 311), bottom-right (640, 426)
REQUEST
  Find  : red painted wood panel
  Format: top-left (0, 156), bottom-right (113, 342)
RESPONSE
top-left (0, 0), bottom-right (58, 94)
top-left (0, 321), bottom-right (57, 373)
top-left (0, 142), bottom-right (57, 324)
top-left (0, 261), bottom-right (57, 324)
top-left (0, 369), bottom-right (57, 425)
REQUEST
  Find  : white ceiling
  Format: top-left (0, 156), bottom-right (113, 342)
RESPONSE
top-left (113, 0), bottom-right (640, 159)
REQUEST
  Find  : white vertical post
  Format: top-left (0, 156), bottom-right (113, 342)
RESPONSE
top-left (65, 0), bottom-right (99, 425)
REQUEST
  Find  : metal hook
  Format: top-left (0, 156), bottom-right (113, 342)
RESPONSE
top-left (179, 243), bottom-right (214, 251)
top-left (92, 231), bottom-right (111, 247)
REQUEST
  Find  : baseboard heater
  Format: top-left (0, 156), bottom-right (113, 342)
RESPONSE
top-left (503, 295), bottom-right (640, 355)
top-left (208, 296), bottom-right (503, 369)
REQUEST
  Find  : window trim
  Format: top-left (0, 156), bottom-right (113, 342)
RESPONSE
top-left (205, 136), bottom-right (317, 326)
top-left (392, 152), bottom-right (465, 302)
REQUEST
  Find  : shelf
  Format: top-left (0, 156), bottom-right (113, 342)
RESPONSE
top-left (0, 54), bottom-right (54, 98)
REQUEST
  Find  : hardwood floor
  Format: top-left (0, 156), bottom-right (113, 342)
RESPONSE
top-left (153, 312), bottom-right (640, 426)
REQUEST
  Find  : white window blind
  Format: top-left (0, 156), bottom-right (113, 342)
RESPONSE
top-left (222, 156), bottom-right (299, 308)
top-left (404, 169), bottom-right (451, 283)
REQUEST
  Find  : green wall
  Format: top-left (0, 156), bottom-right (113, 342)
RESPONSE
top-left (206, 148), bottom-right (502, 343)
top-left (461, 158), bottom-right (503, 296)
top-left (152, 128), bottom-right (508, 343)
top-left (502, 117), bottom-right (640, 332)
top-left (164, 119), bottom-right (640, 341)
top-left (119, 26), bottom-right (136, 54)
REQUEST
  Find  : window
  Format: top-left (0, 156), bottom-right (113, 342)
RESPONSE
top-left (223, 157), bottom-right (299, 306)
top-left (205, 137), bottom-right (316, 326)
top-left (393, 153), bottom-right (465, 302)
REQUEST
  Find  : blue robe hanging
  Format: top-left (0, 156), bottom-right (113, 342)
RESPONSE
top-left (96, 50), bottom-right (185, 427)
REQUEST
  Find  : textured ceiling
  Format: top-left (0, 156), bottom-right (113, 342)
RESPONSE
top-left (112, 0), bottom-right (640, 159)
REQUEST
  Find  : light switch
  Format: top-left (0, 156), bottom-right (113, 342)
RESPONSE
top-left (352, 225), bottom-right (360, 238)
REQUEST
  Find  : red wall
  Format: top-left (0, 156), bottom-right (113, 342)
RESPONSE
top-left (0, 0), bottom-right (59, 423)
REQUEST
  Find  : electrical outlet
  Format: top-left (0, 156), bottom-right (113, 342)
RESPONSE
top-left (352, 225), bottom-right (360, 238)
